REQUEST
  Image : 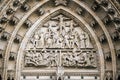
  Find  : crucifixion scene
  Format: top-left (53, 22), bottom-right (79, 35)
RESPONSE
top-left (0, 0), bottom-right (119, 80)
top-left (24, 14), bottom-right (97, 68)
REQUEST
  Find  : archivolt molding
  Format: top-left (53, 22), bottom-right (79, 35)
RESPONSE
top-left (109, 0), bottom-right (120, 14)
top-left (3, 0), bottom-right (49, 80)
top-left (74, 0), bottom-right (116, 79)
top-left (0, 0), bottom-right (25, 16)
top-left (0, 0), bottom-right (119, 80)
top-left (0, 0), bottom-right (12, 14)
top-left (16, 6), bottom-right (104, 80)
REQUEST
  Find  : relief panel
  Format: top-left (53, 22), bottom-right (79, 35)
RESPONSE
top-left (24, 14), bottom-right (97, 68)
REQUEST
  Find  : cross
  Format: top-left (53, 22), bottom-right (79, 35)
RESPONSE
top-left (58, 15), bottom-right (65, 35)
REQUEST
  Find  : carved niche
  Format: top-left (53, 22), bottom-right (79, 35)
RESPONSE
top-left (24, 14), bottom-right (97, 68)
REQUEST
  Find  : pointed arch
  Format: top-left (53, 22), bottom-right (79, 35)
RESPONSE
top-left (2, 0), bottom-right (49, 80)
top-left (16, 6), bottom-right (104, 80)
top-left (73, 1), bottom-right (116, 79)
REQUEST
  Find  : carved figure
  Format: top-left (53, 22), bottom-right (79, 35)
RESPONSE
top-left (38, 32), bottom-right (44, 48)
top-left (79, 32), bottom-right (87, 48)
top-left (62, 51), bottom-right (96, 68)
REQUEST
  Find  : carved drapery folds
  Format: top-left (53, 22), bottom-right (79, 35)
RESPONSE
top-left (24, 14), bottom-right (97, 68)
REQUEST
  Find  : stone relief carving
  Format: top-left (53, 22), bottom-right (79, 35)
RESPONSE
top-left (62, 51), bottom-right (97, 68)
top-left (25, 50), bottom-right (58, 67)
top-left (56, 66), bottom-right (64, 80)
top-left (24, 14), bottom-right (97, 68)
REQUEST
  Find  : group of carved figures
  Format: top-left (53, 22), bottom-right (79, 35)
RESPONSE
top-left (62, 51), bottom-right (97, 68)
top-left (25, 15), bottom-right (96, 68)
top-left (25, 49), bottom-right (97, 68)
top-left (25, 50), bottom-right (58, 67)
top-left (27, 21), bottom-right (93, 49)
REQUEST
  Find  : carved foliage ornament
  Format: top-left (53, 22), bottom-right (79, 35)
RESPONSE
top-left (55, 0), bottom-right (67, 6)
top-left (24, 14), bottom-right (97, 68)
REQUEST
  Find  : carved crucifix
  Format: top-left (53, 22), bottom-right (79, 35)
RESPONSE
top-left (58, 15), bottom-right (65, 35)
